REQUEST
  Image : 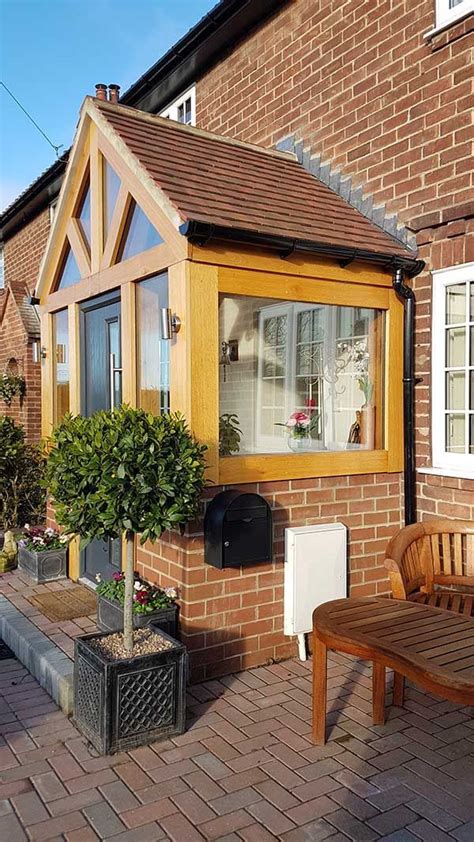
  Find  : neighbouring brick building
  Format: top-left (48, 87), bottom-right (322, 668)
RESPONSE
top-left (3, 0), bottom-right (473, 680)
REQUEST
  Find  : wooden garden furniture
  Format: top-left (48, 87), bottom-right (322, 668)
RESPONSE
top-left (384, 520), bottom-right (474, 616)
top-left (312, 597), bottom-right (474, 745)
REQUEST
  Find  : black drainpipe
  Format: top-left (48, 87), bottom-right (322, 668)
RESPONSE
top-left (392, 264), bottom-right (419, 526)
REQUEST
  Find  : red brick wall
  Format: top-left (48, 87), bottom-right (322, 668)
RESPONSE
top-left (195, 0), bottom-right (473, 520)
top-left (137, 474), bottom-right (402, 681)
top-left (0, 208), bottom-right (50, 441)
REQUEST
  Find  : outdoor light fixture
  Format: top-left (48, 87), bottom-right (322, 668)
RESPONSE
top-left (160, 307), bottom-right (181, 340)
top-left (29, 294), bottom-right (40, 306)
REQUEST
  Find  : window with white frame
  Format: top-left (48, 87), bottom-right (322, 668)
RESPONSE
top-left (432, 262), bottom-right (474, 474)
top-left (159, 86), bottom-right (196, 126)
top-left (435, 0), bottom-right (473, 30)
top-left (0, 246), bottom-right (4, 289)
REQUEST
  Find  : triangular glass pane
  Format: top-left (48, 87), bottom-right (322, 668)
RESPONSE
top-left (103, 158), bottom-right (121, 240)
top-left (56, 243), bottom-right (81, 290)
top-left (118, 201), bottom-right (163, 262)
top-left (78, 183), bottom-right (91, 248)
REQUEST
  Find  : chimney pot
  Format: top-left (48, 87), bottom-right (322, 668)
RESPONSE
top-left (108, 84), bottom-right (120, 104)
top-left (95, 84), bottom-right (107, 101)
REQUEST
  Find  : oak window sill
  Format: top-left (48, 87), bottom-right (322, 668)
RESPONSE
top-left (219, 449), bottom-right (400, 485)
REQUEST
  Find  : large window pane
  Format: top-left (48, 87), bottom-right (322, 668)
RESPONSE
top-left (136, 273), bottom-right (169, 414)
top-left (442, 277), bottom-right (474, 459)
top-left (219, 295), bottom-right (384, 455)
top-left (55, 244), bottom-right (80, 290)
top-left (103, 158), bottom-right (121, 241)
top-left (53, 309), bottom-right (69, 423)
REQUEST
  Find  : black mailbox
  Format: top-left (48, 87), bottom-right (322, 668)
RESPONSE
top-left (204, 490), bottom-right (273, 569)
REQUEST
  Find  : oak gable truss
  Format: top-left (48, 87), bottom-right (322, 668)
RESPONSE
top-left (36, 97), bottom-right (188, 311)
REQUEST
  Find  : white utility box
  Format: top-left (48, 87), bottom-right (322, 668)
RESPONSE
top-left (284, 523), bottom-right (347, 636)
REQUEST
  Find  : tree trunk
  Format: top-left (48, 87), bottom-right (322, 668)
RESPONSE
top-left (123, 531), bottom-right (135, 656)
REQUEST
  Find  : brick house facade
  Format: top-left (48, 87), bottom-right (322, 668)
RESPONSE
top-left (5, 0), bottom-right (474, 680)
top-left (0, 209), bottom-right (49, 440)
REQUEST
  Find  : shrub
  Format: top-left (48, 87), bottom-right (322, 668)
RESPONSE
top-left (46, 406), bottom-right (207, 653)
top-left (0, 416), bottom-right (46, 530)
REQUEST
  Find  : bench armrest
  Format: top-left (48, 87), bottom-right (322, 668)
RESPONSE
top-left (384, 557), bottom-right (408, 599)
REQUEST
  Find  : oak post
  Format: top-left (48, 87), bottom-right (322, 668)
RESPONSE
top-left (372, 662), bottom-right (386, 724)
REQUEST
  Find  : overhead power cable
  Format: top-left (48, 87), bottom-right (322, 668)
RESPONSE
top-left (1, 81), bottom-right (64, 157)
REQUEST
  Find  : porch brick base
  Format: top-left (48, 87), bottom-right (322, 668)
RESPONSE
top-left (136, 473), bottom-right (403, 682)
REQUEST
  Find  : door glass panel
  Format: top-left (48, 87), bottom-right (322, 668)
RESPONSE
top-left (103, 158), bottom-right (121, 241)
top-left (446, 327), bottom-right (465, 367)
top-left (136, 273), bottom-right (169, 414)
top-left (446, 284), bottom-right (466, 324)
top-left (446, 372), bottom-right (465, 410)
top-left (56, 244), bottom-right (81, 290)
top-left (117, 201), bottom-right (163, 262)
top-left (53, 309), bottom-right (69, 423)
top-left (446, 414), bottom-right (465, 453)
top-left (78, 184), bottom-right (91, 248)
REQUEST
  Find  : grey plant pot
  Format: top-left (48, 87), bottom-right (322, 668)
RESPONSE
top-left (73, 626), bottom-right (187, 754)
top-left (18, 545), bottom-right (67, 584)
top-left (97, 595), bottom-right (179, 638)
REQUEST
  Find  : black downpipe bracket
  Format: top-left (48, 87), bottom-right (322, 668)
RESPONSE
top-left (392, 265), bottom-right (417, 526)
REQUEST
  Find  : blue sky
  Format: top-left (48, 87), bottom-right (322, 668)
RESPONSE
top-left (0, 0), bottom-right (216, 212)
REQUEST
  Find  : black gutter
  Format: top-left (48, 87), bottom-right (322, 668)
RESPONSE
top-left (180, 219), bottom-right (425, 277)
top-left (122, 0), bottom-right (288, 113)
top-left (0, 154), bottom-right (69, 240)
top-left (392, 264), bottom-right (424, 526)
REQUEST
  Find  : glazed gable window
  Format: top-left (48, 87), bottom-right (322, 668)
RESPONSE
top-left (432, 262), bottom-right (474, 475)
top-left (219, 294), bottom-right (385, 457)
top-left (435, 0), bottom-right (473, 29)
top-left (159, 86), bottom-right (196, 126)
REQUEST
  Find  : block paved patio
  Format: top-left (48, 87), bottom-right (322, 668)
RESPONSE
top-left (1, 634), bottom-right (474, 841)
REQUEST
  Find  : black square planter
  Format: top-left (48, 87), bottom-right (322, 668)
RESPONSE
top-left (73, 626), bottom-right (187, 755)
top-left (97, 595), bottom-right (179, 639)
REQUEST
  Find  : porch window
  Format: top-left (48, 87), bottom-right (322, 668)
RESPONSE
top-left (53, 309), bottom-right (69, 423)
top-left (102, 158), bottom-right (121, 241)
top-left (55, 244), bottom-right (81, 290)
top-left (432, 262), bottom-right (474, 474)
top-left (136, 273), bottom-right (170, 414)
top-left (219, 294), bottom-right (384, 455)
top-left (117, 201), bottom-right (163, 263)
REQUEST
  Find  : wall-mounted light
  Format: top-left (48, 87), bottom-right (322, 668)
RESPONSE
top-left (28, 295), bottom-right (41, 306)
top-left (160, 307), bottom-right (181, 340)
top-left (32, 343), bottom-right (47, 363)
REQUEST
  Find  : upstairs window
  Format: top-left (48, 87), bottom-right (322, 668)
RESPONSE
top-left (435, 0), bottom-right (473, 29)
top-left (432, 262), bottom-right (474, 475)
top-left (159, 86), bottom-right (196, 126)
top-left (0, 246), bottom-right (4, 289)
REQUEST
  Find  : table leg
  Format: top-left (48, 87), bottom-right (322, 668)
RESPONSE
top-left (393, 672), bottom-right (405, 707)
top-left (312, 635), bottom-right (327, 745)
top-left (372, 662), bottom-right (385, 725)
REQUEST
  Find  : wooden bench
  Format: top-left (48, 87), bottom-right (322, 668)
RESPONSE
top-left (384, 520), bottom-right (474, 616)
top-left (312, 597), bottom-right (474, 745)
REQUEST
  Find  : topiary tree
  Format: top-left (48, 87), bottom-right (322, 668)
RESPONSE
top-left (46, 406), bottom-right (207, 654)
top-left (0, 416), bottom-right (46, 530)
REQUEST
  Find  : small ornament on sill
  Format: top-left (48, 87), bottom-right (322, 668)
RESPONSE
top-left (276, 411), bottom-right (319, 453)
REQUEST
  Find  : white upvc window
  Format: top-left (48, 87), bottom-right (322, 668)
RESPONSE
top-left (432, 262), bottom-right (474, 475)
top-left (435, 0), bottom-right (473, 30)
top-left (159, 86), bottom-right (196, 126)
top-left (0, 246), bottom-right (4, 289)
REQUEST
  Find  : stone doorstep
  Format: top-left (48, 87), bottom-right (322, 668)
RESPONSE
top-left (0, 595), bottom-right (73, 714)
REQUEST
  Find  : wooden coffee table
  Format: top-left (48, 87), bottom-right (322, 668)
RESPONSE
top-left (312, 597), bottom-right (474, 744)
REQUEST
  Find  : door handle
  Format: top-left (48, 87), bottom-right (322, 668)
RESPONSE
top-left (109, 353), bottom-right (123, 409)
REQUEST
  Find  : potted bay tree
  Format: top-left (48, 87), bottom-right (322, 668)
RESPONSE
top-left (46, 406), bottom-right (207, 754)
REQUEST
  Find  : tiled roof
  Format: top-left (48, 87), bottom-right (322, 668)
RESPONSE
top-left (95, 100), bottom-right (416, 261)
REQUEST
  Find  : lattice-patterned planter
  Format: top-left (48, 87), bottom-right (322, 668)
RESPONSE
top-left (73, 627), bottom-right (187, 755)
top-left (97, 595), bottom-right (179, 638)
top-left (18, 545), bottom-right (67, 584)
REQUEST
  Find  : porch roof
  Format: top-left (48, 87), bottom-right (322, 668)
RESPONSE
top-left (95, 98), bottom-right (418, 269)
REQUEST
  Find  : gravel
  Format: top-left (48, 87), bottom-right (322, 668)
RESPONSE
top-left (89, 628), bottom-right (175, 661)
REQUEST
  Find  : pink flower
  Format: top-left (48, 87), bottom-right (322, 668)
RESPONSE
top-left (112, 572), bottom-right (124, 582)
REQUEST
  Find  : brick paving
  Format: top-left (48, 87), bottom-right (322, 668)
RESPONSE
top-left (1, 644), bottom-right (474, 842)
